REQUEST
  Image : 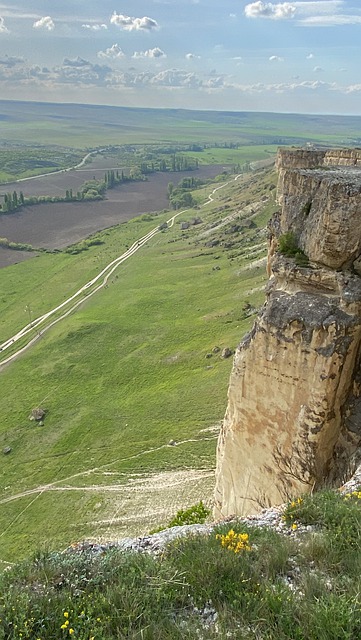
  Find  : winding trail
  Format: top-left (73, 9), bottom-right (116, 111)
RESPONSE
top-left (4, 149), bottom-right (106, 185)
top-left (0, 173), bottom-right (243, 368)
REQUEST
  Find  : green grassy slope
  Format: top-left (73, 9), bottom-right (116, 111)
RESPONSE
top-left (0, 167), bottom-right (276, 562)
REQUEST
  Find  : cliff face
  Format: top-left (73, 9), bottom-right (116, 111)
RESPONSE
top-left (214, 149), bottom-right (361, 518)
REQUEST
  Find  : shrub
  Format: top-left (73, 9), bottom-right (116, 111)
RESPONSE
top-left (151, 501), bottom-right (210, 533)
top-left (278, 232), bottom-right (308, 265)
top-left (278, 231), bottom-right (299, 256)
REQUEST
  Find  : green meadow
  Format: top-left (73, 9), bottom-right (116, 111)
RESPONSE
top-left (0, 164), bottom-right (275, 563)
top-left (2, 101), bottom-right (361, 148)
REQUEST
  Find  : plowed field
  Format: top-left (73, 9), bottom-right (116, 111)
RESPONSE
top-left (0, 165), bottom-right (226, 264)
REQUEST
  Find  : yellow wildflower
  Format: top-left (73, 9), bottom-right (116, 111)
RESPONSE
top-left (216, 529), bottom-right (252, 552)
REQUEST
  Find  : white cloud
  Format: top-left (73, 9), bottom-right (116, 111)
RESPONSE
top-left (185, 53), bottom-right (201, 60)
top-left (245, 2), bottom-right (296, 20)
top-left (33, 16), bottom-right (55, 31)
top-left (0, 55), bottom-right (24, 66)
top-left (313, 65), bottom-right (324, 72)
top-left (229, 13), bottom-right (237, 18)
top-left (300, 14), bottom-right (361, 26)
top-left (82, 23), bottom-right (107, 31)
top-left (345, 84), bottom-right (361, 94)
top-left (133, 47), bottom-right (166, 59)
top-left (293, 1), bottom-right (344, 15)
top-left (269, 55), bottom-right (284, 61)
top-left (98, 44), bottom-right (125, 60)
top-left (110, 13), bottom-right (159, 31)
top-left (2, 55), bottom-right (361, 110)
top-left (150, 69), bottom-right (201, 88)
top-left (63, 57), bottom-right (91, 68)
top-left (306, 53), bottom-right (314, 59)
top-left (0, 16), bottom-right (9, 33)
top-left (244, 1), bottom-right (353, 24)
top-left (228, 79), bottom-right (335, 93)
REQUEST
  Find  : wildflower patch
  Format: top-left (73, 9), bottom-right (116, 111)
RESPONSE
top-left (216, 529), bottom-right (252, 553)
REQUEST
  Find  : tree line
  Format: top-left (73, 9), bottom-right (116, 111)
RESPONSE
top-left (0, 155), bottom-right (201, 216)
top-left (0, 169), bottom-right (142, 215)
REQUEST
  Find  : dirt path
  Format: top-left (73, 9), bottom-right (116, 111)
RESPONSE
top-left (2, 149), bottom-right (106, 185)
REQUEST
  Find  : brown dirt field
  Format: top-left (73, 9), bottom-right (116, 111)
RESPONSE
top-left (0, 247), bottom-right (37, 269)
top-left (0, 165), bottom-right (227, 251)
top-left (0, 164), bottom-right (227, 198)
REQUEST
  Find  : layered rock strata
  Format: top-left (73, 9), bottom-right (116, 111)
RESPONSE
top-left (214, 149), bottom-right (361, 518)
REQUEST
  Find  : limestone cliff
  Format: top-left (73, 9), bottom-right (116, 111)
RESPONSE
top-left (214, 149), bottom-right (361, 518)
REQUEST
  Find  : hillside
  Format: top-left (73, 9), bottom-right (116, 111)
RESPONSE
top-left (0, 164), bottom-right (275, 564)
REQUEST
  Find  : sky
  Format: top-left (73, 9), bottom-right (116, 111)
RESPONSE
top-left (0, 1), bottom-right (360, 114)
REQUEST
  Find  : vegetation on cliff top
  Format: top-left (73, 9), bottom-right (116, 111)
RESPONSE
top-left (1, 488), bottom-right (360, 639)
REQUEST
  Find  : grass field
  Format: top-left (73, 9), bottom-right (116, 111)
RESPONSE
top-left (0, 165), bottom-right (275, 562)
top-left (2, 100), bottom-right (361, 148)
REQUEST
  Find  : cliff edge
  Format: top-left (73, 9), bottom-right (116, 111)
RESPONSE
top-left (214, 148), bottom-right (361, 518)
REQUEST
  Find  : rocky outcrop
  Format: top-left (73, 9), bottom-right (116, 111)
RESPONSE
top-left (214, 149), bottom-right (361, 518)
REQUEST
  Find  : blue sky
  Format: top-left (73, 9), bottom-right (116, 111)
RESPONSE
top-left (0, 1), bottom-right (360, 113)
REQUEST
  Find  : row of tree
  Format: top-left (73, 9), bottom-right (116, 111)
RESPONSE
top-left (139, 154), bottom-right (199, 175)
top-left (0, 169), bottom-right (139, 214)
top-left (1, 191), bottom-right (25, 212)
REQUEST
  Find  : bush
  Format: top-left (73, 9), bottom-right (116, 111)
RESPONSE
top-left (151, 501), bottom-right (210, 533)
top-left (278, 231), bottom-right (300, 256)
top-left (278, 232), bottom-right (308, 265)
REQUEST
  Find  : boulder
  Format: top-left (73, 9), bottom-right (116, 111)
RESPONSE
top-left (29, 407), bottom-right (46, 421)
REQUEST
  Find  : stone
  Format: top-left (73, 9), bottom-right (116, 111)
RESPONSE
top-left (3, 446), bottom-right (12, 455)
top-left (29, 407), bottom-right (46, 421)
top-left (221, 348), bottom-right (233, 359)
top-left (168, 440), bottom-right (177, 446)
top-left (214, 148), bottom-right (361, 519)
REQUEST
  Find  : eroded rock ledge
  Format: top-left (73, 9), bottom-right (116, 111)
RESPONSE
top-left (214, 148), bottom-right (361, 518)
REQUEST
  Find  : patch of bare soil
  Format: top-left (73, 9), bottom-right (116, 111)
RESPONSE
top-left (78, 468), bottom-right (215, 541)
top-left (0, 247), bottom-right (37, 269)
top-left (0, 166), bottom-right (228, 252)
